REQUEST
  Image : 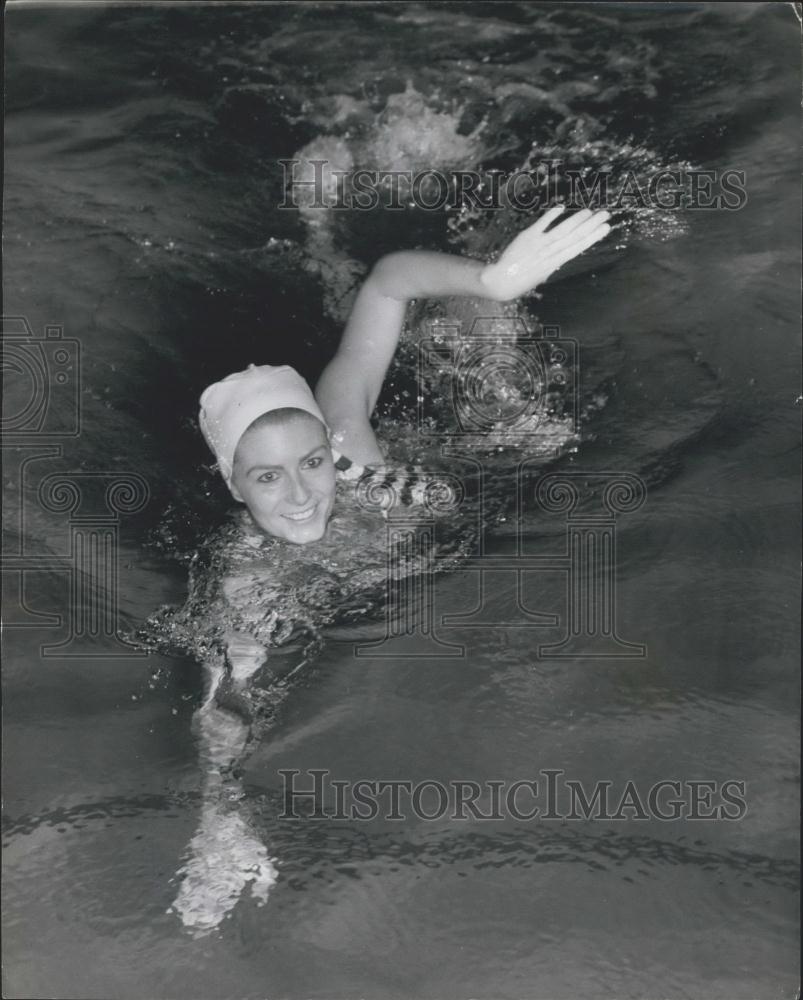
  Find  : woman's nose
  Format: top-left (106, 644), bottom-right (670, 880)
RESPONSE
top-left (286, 472), bottom-right (312, 507)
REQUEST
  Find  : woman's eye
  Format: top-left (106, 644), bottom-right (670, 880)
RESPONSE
top-left (306, 456), bottom-right (323, 469)
top-left (257, 471), bottom-right (278, 483)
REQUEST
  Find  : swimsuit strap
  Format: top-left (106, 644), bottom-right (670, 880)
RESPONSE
top-left (330, 446), bottom-right (375, 482)
top-left (330, 446), bottom-right (437, 510)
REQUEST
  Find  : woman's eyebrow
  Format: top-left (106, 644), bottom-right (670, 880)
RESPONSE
top-left (247, 463), bottom-right (281, 475)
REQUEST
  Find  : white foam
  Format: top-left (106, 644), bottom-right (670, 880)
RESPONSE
top-left (169, 664), bottom-right (278, 936)
top-left (170, 801), bottom-right (277, 936)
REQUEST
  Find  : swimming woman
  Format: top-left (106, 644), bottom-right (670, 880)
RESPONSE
top-left (200, 206), bottom-right (610, 538)
top-left (161, 205), bottom-right (611, 931)
top-left (187, 205), bottom-right (611, 695)
top-left (144, 205), bottom-right (611, 708)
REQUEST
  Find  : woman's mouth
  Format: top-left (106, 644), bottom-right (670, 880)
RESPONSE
top-left (282, 503), bottom-right (318, 522)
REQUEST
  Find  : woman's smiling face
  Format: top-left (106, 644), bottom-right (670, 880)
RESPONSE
top-left (230, 410), bottom-right (336, 544)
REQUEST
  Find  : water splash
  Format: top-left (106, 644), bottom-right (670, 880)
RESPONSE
top-left (168, 663), bottom-right (278, 936)
top-left (291, 82), bottom-right (487, 320)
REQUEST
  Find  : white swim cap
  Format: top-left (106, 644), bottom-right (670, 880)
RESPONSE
top-left (199, 364), bottom-right (327, 487)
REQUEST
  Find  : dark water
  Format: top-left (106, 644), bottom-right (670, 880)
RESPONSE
top-left (2, 4), bottom-right (800, 998)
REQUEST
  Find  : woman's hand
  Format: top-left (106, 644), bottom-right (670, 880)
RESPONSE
top-left (480, 206), bottom-right (611, 302)
top-left (222, 628), bottom-right (268, 686)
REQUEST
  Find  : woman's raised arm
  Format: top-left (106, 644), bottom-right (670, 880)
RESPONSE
top-left (315, 207), bottom-right (610, 464)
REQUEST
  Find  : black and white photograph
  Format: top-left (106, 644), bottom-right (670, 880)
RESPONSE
top-left (2, 2), bottom-right (800, 998)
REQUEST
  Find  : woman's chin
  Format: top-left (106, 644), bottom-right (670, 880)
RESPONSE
top-left (283, 521), bottom-right (327, 544)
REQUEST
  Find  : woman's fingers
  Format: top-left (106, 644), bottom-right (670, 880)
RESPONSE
top-left (542, 207), bottom-right (595, 239)
top-left (484, 206), bottom-right (612, 298)
top-left (546, 208), bottom-right (609, 243)
top-left (540, 212), bottom-right (610, 257)
top-left (506, 207), bottom-right (609, 258)
top-left (512, 212), bottom-right (610, 274)
top-left (544, 222), bottom-right (611, 272)
top-left (527, 205), bottom-right (609, 240)
top-left (505, 212), bottom-right (607, 268)
top-left (530, 204), bottom-right (568, 233)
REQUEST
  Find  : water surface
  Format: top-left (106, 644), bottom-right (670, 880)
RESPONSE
top-left (2, 4), bottom-right (800, 998)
